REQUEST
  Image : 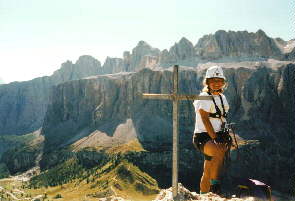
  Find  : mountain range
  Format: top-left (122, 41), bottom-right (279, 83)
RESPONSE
top-left (0, 29), bottom-right (294, 200)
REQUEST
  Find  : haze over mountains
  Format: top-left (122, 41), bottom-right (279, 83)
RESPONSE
top-left (0, 29), bottom-right (294, 200)
top-left (0, 78), bottom-right (5, 85)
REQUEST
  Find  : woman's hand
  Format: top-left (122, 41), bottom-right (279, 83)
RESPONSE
top-left (212, 137), bottom-right (227, 152)
top-left (199, 109), bottom-right (217, 139)
top-left (199, 108), bottom-right (228, 152)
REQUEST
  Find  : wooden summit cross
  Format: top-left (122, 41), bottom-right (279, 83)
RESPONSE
top-left (142, 65), bottom-right (211, 198)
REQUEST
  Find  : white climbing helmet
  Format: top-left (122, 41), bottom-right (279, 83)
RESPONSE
top-left (205, 66), bottom-right (226, 80)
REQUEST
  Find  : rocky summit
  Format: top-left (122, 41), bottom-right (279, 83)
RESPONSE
top-left (96, 183), bottom-right (257, 201)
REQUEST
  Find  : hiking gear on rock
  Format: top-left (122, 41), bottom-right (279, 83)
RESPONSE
top-left (234, 178), bottom-right (272, 201)
top-left (205, 66), bottom-right (226, 80)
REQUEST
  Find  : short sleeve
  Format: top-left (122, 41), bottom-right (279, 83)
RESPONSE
top-left (221, 94), bottom-right (230, 112)
top-left (193, 92), bottom-right (211, 113)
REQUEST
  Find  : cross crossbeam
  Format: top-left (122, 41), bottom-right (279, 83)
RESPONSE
top-left (142, 65), bottom-right (211, 198)
top-left (142, 94), bottom-right (212, 100)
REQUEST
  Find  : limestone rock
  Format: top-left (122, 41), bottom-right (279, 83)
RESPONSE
top-left (128, 41), bottom-right (161, 71)
top-left (123, 51), bottom-right (131, 71)
top-left (153, 183), bottom-right (255, 201)
top-left (160, 37), bottom-right (197, 66)
top-left (102, 57), bottom-right (125, 74)
top-left (195, 30), bottom-right (283, 61)
top-left (51, 55), bottom-right (101, 83)
top-left (274, 38), bottom-right (295, 54)
top-left (0, 76), bottom-right (53, 135)
top-left (138, 55), bottom-right (159, 70)
top-left (285, 47), bottom-right (295, 60)
top-left (159, 49), bottom-right (170, 66)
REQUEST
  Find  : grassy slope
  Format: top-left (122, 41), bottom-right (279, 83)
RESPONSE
top-left (0, 135), bottom-right (158, 201)
top-left (28, 158), bottom-right (159, 201)
top-left (105, 138), bottom-right (146, 154)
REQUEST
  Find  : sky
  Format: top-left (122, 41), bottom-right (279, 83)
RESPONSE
top-left (0, 0), bottom-right (293, 83)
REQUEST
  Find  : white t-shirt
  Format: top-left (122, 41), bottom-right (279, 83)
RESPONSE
top-left (193, 92), bottom-right (229, 133)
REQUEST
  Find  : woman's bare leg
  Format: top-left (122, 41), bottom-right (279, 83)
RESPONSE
top-left (200, 159), bottom-right (211, 193)
top-left (203, 141), bottom-right (226, 181)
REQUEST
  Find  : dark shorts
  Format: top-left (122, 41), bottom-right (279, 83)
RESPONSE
top-left (193, 132), bottom-right (213, 160)
top-left (193, 131), bottom-right (231, 160)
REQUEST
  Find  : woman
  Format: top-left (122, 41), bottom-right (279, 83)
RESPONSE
top-left (193, 65), bottom-right (231, 195)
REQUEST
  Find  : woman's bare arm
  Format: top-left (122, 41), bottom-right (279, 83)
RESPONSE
top-left (199, 108), bottom-right (217, 139)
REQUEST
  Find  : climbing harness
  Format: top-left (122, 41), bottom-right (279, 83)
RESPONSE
top-left (207, 91), bottom-right (228, 119)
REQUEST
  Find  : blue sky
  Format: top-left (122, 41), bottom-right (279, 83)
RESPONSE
top-left (0, 0), bottom-right (293, 83)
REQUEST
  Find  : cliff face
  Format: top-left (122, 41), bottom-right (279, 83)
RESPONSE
top-left (42, 61), bottom-right (294, 152)
top-left (0, 77), bottom-right (53, 135)
top-left (285, 47), bottom-right (295, 60)
top-left (0, 55), bottom-right (101, 136)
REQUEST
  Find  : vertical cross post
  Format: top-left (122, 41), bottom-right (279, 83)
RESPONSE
top-left (172, 65), bottom-right (179, 197)
top-left (142, 65), bottom-right (211, 199)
